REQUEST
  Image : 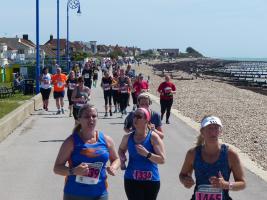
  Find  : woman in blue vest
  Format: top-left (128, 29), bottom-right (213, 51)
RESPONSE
top-left (118, 107), bottom-right (166, 200)
top-left (179, 116), bottom-right (246, 200)
top-left (54, 104), bottom-right (120, 200)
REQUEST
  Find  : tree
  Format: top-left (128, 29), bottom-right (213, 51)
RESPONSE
top-left (185, 47), bottom-right (203, 57)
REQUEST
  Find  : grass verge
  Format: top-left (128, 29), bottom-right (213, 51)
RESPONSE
top-left (0, 93), bottom-right (34, 119)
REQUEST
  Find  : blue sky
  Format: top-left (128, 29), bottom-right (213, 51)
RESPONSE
top-left (1, 0), bottom-right (267, 58)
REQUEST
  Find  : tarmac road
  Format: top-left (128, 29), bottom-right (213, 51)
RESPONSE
top-left (0, 76), bottom-right (267, 200)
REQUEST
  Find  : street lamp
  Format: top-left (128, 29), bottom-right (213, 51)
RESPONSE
top-left (36, 0), bottom-right (40, 94)
top-left (66, 0), bottom-right (81, 72)
top-left (56, 0), bottom-right (60, 66)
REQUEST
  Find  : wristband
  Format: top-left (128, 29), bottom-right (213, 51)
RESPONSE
top-left (146, 152), bottom-right (152, 159)
top-left (228, 181), bottom-right (234, 190)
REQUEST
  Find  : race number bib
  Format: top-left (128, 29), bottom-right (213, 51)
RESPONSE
top-left (57, 81), bottom-right (63, 88)
top-left (133, 170), bottom-right (152, 181)
top-left (84, 73), bottom-right (90, 79)
top-left (120, 85), bottom-right (128, 93)
top-left (75, 162), bottom-right (103, 185)
top-left (69, 83), bottom-right (76, 90)
top-left (103, 83), bottom-right (110, 91)
top-left (195, 185), bottom-right (222, 200)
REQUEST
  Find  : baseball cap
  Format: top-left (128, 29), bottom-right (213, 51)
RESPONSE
top-left (201, 116), bottom-right (223, 129)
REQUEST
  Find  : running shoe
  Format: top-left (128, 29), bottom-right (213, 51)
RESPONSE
top-left (56, 110), bottom-right (61, 115)
top-left (104, 112), bottom-right (108, 117)
top-left (61, 108), bottom-right (65, 114)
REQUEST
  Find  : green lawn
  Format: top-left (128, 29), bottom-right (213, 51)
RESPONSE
top-left (0, 91), bottom-right (34, 119)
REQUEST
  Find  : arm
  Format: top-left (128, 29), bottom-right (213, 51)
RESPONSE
top-left (118, 134), bottom-right (130, 170)
top-left (153, 126), bottom-right (164, 139)
top-left (104, 135), bottom-right (120, 176)
top-left (135, 132), bottom-right (165, 164)
top-left (54, 136), bottom-right (88, 176)
top-left (228, 148), bottom-right (246, 190)
top-left (179, 148), bottom-right (195, 188)
top-left (209, 147), bottom-right (246, 191)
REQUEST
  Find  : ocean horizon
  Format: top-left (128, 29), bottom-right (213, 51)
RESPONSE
top-left (218, 57), bottom-right (267, 62)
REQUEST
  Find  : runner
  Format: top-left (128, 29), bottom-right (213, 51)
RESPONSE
top-left (66, 71), bottom-right (77, 117)
top-left (125, 64), bottom-right (136, 108)
top-left (118, 108), bottom-right (165, 200)
top-left (132, 73), bottom-right (149, 111)
top-left (111, 71), bottom-right (120, 113)
top-left (124, 92), bottom-right (164, 139)
top-left (118, 68), bottom-right (131, 117)
top-left (101, 70), bottom-right (113, 117)
top-left (51, 67), bottom-right (67, 115)
top-left (92, 64), bottom-right (99, 88)
top-left (71, 76), bottom-right (91, 125)
top-left (40, 67), bottom-right (52, 111)
top-left (179, 115), bottom-right (246, 200)
top-left (54, 104), bottom-right (120, 200)
top-left (157, 74), bottom-right (176, 124)
top-left (82, 61), bottom-right (93, 89)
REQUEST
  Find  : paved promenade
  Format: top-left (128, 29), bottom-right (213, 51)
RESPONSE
top-left (0, 76), bottom-right (267, 199)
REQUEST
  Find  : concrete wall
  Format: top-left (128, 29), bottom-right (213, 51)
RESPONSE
top-left (0, 94), bottom-right (42, 142)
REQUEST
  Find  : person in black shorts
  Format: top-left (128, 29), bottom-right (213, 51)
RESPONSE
top-left (101, 70), bottom-right (113, 117)
top-left (66, 71), bottom-right (77, 117)
top-left (82, 61), bottom-right (93, 89)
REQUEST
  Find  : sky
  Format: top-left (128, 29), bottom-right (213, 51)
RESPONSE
top-left (1, 0), bottom-right (267, 58)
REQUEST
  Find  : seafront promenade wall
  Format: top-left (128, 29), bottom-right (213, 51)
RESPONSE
top-left (0, 94), bottom-right (42, 142)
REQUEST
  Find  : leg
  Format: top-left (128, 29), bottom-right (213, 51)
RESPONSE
top-left (160, 99), bottom-right (167, 120)
top-left (166, 99), bottom-right (173, 123)
top-left (124, 179), bottom-right (145, 200)
top-left (144, 181), bottom-right (160, 200)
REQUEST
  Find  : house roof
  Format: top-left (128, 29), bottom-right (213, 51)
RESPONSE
top-left (45, 39), bottom-right (67, 49)
top-left (40, 45), bottom-right (56, 57)
top-left (0, 37), bottom-right (34, 50)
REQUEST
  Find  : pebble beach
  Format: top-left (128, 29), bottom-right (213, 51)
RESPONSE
top-left (135, 62), bottom-right (267, 171)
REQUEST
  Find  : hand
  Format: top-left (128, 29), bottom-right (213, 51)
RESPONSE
top-left (135, 144), bottom-right (148, 157)
top-left (74, 163), bottom-right (89, 176)
top-left (209, 171), bottom-right (227, 189)
top-left (150, 124), bottom-right (156, 131)
top-left (107, 166), bottom-right (117, 176)
top-left (182, 173), bottom-right (195, 188)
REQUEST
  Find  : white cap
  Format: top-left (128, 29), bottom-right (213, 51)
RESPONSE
top-left (201, 116), bottom-right (223, 129)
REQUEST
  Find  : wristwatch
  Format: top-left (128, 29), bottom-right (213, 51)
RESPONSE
top-left (69, 168), bottom-right (74, 176)
top-left (146, 152), bottom-right (152, 159)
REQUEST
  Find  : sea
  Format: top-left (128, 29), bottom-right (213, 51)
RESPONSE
top-left (218, 57), bottom-right (267, 62)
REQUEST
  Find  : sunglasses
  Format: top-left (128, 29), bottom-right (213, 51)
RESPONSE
top-left (134, 114), bottom-right (144, 119)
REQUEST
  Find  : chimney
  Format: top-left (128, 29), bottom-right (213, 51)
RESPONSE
top-left (23, 34), bottom-right (28, 40)
top-left (50, 35), bottom-right (53, 41)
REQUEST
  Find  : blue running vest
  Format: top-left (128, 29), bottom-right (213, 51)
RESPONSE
top-left (192, 144), bottom-right (232, 200)
top-left (124, 131), bottom-right (160, 181)
top-left (64, 131), bottom-right (109, 198)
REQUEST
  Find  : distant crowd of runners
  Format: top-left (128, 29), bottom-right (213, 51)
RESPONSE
top-left (40, 58), bottom-right (246, 200)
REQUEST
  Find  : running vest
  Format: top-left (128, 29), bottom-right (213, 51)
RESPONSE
top-left (192, 144), bottom-right (231, 200)
top-left (74, 87), bottom-right (89, 108)
top-left (124, 131), bottom-right (160, 181)
top-left (40, 73), bottom-right (51, 89)
top-left (64, 132), bottom-right (109, 197)
top-left (67, 79), bottom-right (77, 91)
top-left (118, 76), bottom-right (129, 93)
top-left (102, 77), bottom-right (112, 91)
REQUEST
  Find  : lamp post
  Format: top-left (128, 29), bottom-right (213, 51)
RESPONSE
top-left (36, 0), bottom-right (40, 94)
top-left (56, 0), bottom-right (60, 66)
top-left (66, 0), bottom-right (81, 72)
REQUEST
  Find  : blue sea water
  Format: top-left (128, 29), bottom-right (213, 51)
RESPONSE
top-left (218, 57), bottom-right (267, 62)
